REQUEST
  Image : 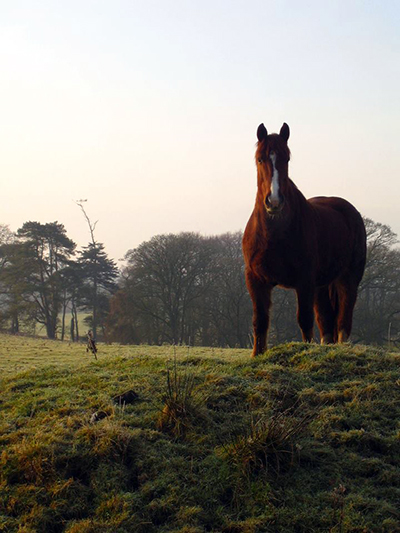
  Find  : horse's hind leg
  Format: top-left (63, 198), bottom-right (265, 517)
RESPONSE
top-left (335, 277), bottom-right (358, 343)
top-left (314, 286), bottom-right (336, 344)
top-left (296, 285), bottom-right (315, 342)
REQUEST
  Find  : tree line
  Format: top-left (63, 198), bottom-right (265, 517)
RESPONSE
top-left (106, 217), bottom-right (400, 347)
top-left (0, 221), bottom-right (118, 340)
top-left (0, 217), bottom-right (399, 346)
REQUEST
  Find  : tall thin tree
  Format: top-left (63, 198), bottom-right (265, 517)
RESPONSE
top-left (76, 200), bottom-right (118, 339)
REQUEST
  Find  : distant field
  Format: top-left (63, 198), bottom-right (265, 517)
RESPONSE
top-left (31, 312), bottom-right (91, 340)
top-left (0, 333), bottom-right (249, 376)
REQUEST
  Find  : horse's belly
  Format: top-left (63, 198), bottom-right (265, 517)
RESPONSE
top-left (316, 270), bottom-right (340, 288)
top-left (255, 252), bottom-right (350, 289)
top-left (315, 243), bottom-right (353, 286)
top-left (315, 259), bottom-right (347, 286)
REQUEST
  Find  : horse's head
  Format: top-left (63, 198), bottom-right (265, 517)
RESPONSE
top-left (255, 123), bottom-right (291, 216)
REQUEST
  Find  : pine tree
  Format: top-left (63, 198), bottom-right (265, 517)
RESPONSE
top-left (78, 242), bottom-right (118, 339)
top-left (11, 221), bottom-right (76, 339)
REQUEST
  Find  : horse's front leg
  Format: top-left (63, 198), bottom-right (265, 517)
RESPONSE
top-left (296, 284), bottom-right (315, 342)
top-left (246, 272), bottom-right (273, 357)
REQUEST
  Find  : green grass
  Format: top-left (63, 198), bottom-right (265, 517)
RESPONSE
top-left (0, 335), bottom-right (399, 532)
top-left (0, 335), bottom-right (229, 376)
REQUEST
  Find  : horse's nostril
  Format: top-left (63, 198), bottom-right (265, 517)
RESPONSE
top-left (265, 194), bottom-right (284, 211)
top-left (266, 195), bottom-right (279, 208)
top-left (270, 198), bottom-right (280, 208)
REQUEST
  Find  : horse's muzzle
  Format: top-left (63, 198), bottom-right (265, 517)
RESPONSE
top-left (265, 194), bottom-right (284, 215)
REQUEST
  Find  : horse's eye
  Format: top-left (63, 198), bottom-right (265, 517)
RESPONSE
top-left (258, 158), bottom-right (263, 164)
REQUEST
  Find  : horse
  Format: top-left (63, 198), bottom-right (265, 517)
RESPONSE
top-left (242, 123), bottom-right (366, 357)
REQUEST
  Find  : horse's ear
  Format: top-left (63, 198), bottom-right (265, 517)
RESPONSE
top-left (257, 123), bottom-right (268, 142)
top-left (279, 123), bottom-right (290, 142)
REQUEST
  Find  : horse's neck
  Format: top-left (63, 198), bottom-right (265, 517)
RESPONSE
top-left (254, 183), bottom-right (309, 240)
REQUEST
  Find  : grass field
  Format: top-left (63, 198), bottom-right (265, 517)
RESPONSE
top-left (0, 335), bottom-right (247, 376)
top-left (0, 335), bottom-right (399, 532)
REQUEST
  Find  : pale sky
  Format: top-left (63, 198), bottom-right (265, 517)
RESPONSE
top-left (0, 1), bottom-right (399, 262)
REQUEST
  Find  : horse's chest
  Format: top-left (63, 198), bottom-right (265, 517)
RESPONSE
top-left (253, 246), bottom-right (310, 287)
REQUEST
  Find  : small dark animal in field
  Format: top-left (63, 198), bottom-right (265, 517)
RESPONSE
top-left (86, 330), bottom-right (98, 360)
top-left (242, 123), bottom-right (366, 356)
top-left (90, 410), bottom-right (109, 424)
top-left (113, 390), bottom-right (139, 406)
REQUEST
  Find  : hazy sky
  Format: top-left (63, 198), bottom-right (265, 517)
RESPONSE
top-left (1, 1), bottom-right (399, 262)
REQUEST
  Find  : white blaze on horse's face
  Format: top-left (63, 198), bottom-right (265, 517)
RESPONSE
top-left (269, 151), bottom-right (280, 207)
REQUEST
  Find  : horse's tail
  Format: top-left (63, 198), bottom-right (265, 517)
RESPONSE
top-left (329, 282), bottom-right (339, 342)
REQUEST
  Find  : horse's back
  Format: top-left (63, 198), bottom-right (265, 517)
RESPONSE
top-left (309, 196), bottom-right (361, 218)
top-left (308, 196), bottom-right (365, 237)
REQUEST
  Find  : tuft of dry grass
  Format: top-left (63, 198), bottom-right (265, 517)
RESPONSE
top-left (157, 355), bottom-right (206, 438)
top-left (220, 399), bottom-right (319, 481)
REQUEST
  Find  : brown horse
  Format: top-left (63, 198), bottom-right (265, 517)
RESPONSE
top-left (242, 123), bottom-right (366, 356)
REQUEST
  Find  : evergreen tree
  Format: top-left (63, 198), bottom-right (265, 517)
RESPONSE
top-left (78, 242), bottom-right (118, 339)
top-left (12, 221), bottom-right (76, 339)
top-left (75, 200), bottom-right (119, 340)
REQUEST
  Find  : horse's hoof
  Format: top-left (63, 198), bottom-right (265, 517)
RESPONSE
top-left (321, 334), bottom-right (334, 344)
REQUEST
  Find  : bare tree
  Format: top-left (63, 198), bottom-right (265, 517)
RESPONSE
top-left (76, 200), bottom-right (118, 339)
top-left (118, 233), bottom-right (214, 344)
top-left (353, 218), bottom-right (400, 344)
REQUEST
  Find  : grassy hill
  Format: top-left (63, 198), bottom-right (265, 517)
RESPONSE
top-left (0, 335), bottom-right (399, 532)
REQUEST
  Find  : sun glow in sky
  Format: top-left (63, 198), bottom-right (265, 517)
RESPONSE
top-left (1, 0), bottom-right (399, 261)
